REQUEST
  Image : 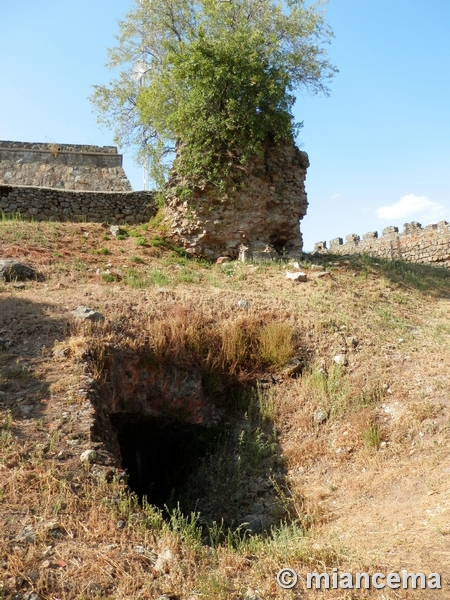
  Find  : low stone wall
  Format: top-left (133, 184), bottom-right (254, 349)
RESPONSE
top-left (0, 184), bottom-right (156, 224)
top-left (0, 140), bottom-right (132, 191)
top-left (164, 144), bottom-right (309, 260)
top-left (314, 221), bottom-right (450, 267)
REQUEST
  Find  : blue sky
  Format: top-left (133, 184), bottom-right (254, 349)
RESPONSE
top-left (1, 0), bottom-right (449, 250)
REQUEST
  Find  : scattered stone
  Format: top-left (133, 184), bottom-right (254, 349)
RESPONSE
top-left (41, 522), bottom-right (63, 540)
top-left (283, 358), bottom-right (304, 377)
top-left (72, 306), bottom-right (104, 322)
top-left (286, 271), bottom-right (307, 282)
top-left (17, 525), bottom-right (35, 544)
top-left (313, 410), bottom-right (328, 425)
top-left (239, 244), bottom-right (251, 262)
top-left (116, 520), bottom-right (126, 530)
top-left (80, 449), bottom-right (96, 463)
top-left (53, 347), bottom-right (69, 358)
top-left (252, 246), bottom-right (278, 263)
top-left (12, 282), bottom-right (26, 289)
top-left (91, 465), bottom-right (115, 482)
top-left (237, 299), bottom-right (250, 309)
top-left (110, 225), bottom-right (125, 237)
top-left (245, 591), bottom-right (263, 600)
top-left (154, 548), bottom-right (174, 572)
top-left (216, 256), bottom-right (231, 264)
top-left (310, 264), bottom-right (324, 270)
top-left (333, 354), bottom-right (347, 366)
top-left (0, 260), bottom-right (36, 282)
top-left (157, 594), bottom-right (178, 600)
top-left (43, 521), bottom-right (63, 535)
top-left (316, 271), bottom-right (330, 278)
top-left (346, 336), bottom-right (358, 349)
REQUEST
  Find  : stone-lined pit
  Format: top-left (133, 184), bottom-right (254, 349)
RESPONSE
top-left (89, 348), bottom-right (286, 533)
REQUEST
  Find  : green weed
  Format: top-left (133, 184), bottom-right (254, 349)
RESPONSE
top-left (363, 424), bottom-right (381, 449)
top-left (135, 237), bottom-right (147, 247)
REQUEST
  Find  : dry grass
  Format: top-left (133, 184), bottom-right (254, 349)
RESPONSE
top-left (1, 219), bottom-right (450, 598)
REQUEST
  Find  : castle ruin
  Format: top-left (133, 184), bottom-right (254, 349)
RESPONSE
top-left (314, 221), bottom-right (450, 267)
top-left (0, 141), bottom-right (155, 224)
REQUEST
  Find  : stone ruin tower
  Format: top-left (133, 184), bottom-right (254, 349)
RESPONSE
top-left (163, 144), bottom-right (309, 260)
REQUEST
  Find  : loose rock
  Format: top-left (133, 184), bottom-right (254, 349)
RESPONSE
top-left (80, 449), bottom-right (96, 463)
top-left (237, 299), bottom-right (250, 309)
top-left (283, 358), bottom-right (304, 377)
top-left (286, 271), bottom-right (307, 282)
top-left (110, 225), bottom-right (126, 237)
top-left (333, 354), bottom-right (347, 366)
top-left (313, 410), bottom-right (328, 425)
top-left (0, 259), bottom-right (36, 282)
top-left (72, 306), bottom-right (104, 322)
top-left (16, 525), bottom-right (35, 544)
top-left (154, 548), bottom-right (174, 572)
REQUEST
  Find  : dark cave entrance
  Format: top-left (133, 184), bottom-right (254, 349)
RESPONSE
top-left (110, 413), bottom-right (217, 509)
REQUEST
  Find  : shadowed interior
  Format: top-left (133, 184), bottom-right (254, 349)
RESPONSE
top-left (111, 413), bottom-right (217, 509)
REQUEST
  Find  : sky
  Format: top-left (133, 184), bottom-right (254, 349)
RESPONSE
top-left (1, 0), bottom-right (449, 251)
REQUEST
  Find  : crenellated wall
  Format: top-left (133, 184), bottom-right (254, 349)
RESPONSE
top-left (313, 221), bottom-right (450, 267)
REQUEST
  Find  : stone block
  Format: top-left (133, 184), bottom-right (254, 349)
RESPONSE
top-left (345, 234), bottom-right (360, 245)
top-left (382, 226), bottom-right (399, 237)
top-left (329, 237), bottom-right (343, 248)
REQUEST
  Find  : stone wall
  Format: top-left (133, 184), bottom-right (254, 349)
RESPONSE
top-left (314, 221), bottom-right (450, 267)
top-left (0, 140), bottom-right (132, 191)
top-left (0, 184), bottom-right (156, 225)
top-left (163, 144), bottom-right (309, 260)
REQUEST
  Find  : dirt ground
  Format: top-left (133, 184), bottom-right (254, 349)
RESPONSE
top-left (1, 220), bottom-right (449, 599)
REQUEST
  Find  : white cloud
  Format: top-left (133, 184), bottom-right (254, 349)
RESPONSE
top-left (331, 193), bottom-right (342, 200)
top-left (376, 194), bottom-right (447, 222)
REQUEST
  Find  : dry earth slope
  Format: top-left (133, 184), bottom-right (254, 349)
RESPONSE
top-left (0, 218), bottom-right (449, 599)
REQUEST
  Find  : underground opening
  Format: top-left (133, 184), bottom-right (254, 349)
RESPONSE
top-left (105, 402), bottom-right (288, 535)
top-left (110, 413), bottom-right (218, 510)
top-left (90, 332), bottom-right (300, 535)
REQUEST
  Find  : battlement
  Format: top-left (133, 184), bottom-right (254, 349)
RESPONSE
top-left (314, 221), bottom-right (450, 267)
top-left (0, 141), bottom-right (119, 154)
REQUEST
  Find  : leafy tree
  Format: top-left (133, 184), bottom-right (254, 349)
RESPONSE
top-left (91, 0), bottom-right (336, 190)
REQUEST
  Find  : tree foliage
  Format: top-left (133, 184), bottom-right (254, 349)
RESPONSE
top-left (91, 0), bottom-right (337, 189)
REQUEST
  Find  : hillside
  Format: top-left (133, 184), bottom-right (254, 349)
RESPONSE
top-left (0, 217), bottom-right (449, 599)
